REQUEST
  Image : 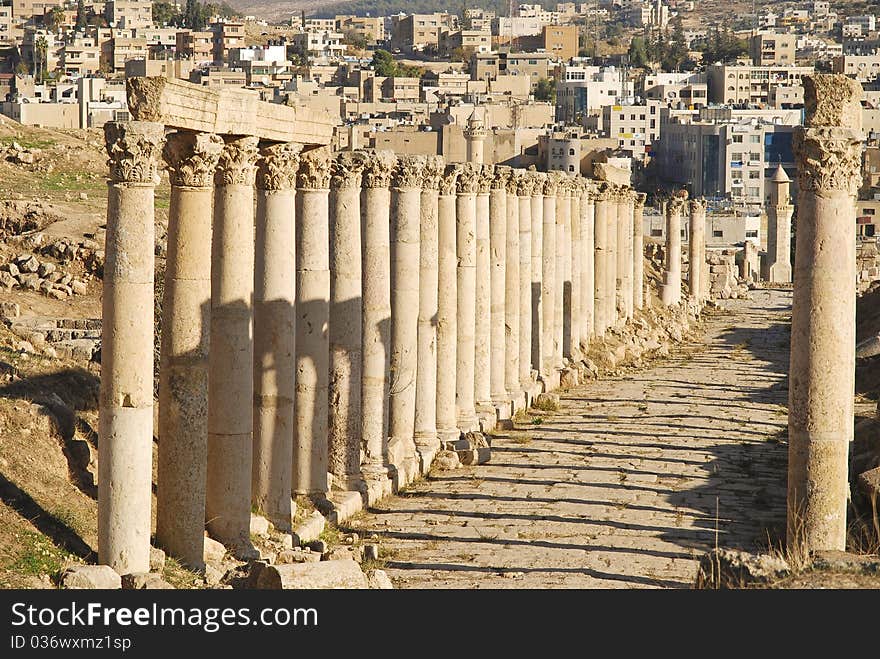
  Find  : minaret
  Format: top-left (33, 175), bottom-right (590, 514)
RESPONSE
top-left (767, 164), bottom-right (793, 283)
top-left (464, 108), bottom-right (487, 165)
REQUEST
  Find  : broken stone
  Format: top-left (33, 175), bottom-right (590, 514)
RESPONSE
top-left (37, 262), bottom-right (55, 277)
top-left (121, 573), bottom-right (175, 590)
top-left (254, 559), bottom-right (369, 589)
top-left (306, 539), bottom-right (327, 555)
top-left (71, 280), bottom-right (87, 295)
top-left (19, 255), bottom-right (39, 273)
top-left (249, 514), bottom-right (271, 537)
top-left (0, 272), bottom-right (16, 288)
top-left (363, 544), bottom-right (380, 562)
top-left (149, 547), bottom-right (166, 572)
top-left (294, 510), bottom-right (325, 543)
top-left (48, 288), bottom-right (68, 300)
top-left (6, 262), bottom-right (20, 277)
top-left (366, 569), bottom-right (394, 589)
top-left (59, 565), bottom-right (122, 590)
top-left (856, 466), bottom-right (880, 501)
top-left (276, 549), bottom-right (321, 565)
top-left (0, 302), bottom-right (19, 319)
top-left (432, 449), bottom-right (461, 470)
top-left (693, 548), bottom-right (789, 589)
top-left (203, 535), bottom-right (227, 563)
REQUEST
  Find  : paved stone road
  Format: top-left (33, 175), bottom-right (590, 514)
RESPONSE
top-left (348, 290), bottom-right (791, 588)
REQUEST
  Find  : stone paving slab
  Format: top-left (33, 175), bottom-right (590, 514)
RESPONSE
top-left (347, 289), bottom-right (791, 588)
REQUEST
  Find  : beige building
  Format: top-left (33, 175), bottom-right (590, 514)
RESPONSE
top-left (707, 63), bottom-right (812, 106)
top-left (749, 32), bottom-right (796, 66)
top-left (176, 30), bottom-right (213, 64)
top-left (390, 13), bottom-right (453, 52)
top-left (105, 0), bottom-right (151, 29)
top-left (832, 54), bottom-right (880, 82)
top-left (336, 15), bottom-right (385, 42)
top-left (110, 37), bottom-right (147, 74)
top-left (211, 21), bottom-right (245, 64)
top-left (61, 35), bottom-right (102, 76)
top-left (601, 99), bottom-right (663, 160)
top-left (543, 24), bottom-right (578, 61)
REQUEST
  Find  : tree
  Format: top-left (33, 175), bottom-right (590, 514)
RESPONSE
top-left (47, 6), bottom-right (66, 31)
top-left (34, 36), bottom-right (48, 83)
top-left (342, 28), bottom-right (367, 51)
top-left (372, 49), bottom-right (397, 76)
top-left (152, 1), bottom-right (181, 27)
top-left (74, 0), bottom-right (86, 30)
top-left (184, 0), bottom-right (207, 30)
top-left (627, 36), bottom-right (649, 69)
top-left (534, 77), bottom-right (556, 103)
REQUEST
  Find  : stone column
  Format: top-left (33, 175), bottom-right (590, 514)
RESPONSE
top-left (660, 197), bottom-right (683, 307)
top-left (456, 163), bottom-right (480, 432)
top-left (361, 152), bottom-right (396, 482)
top-left (490, 166), bottom-right (510, 406)
top-left (253, 142), bottom-right (300, 531)
top-left (504, 171), bottom-right (521, 398)
top-left (541, 173), bottom-right (558, 375)
top-left (618, 191), bottom-right (634, 320)
top-left (530, 173), bottom-right (545, 376)
top-left (328, 151), bottom-right (366, 493)
top-left (768, 165), bottom-right (793, 283)
top-left (517, 171), bottom-right (534, 388)
top-left (475, 164), bottom-right (495, 417)
top-left (593, 186), bottom-right (610, 337)
top-left (437, 165), bottom-right (462, 444)
top-left (687, 198), bottom-right (707, 302)
top-left (787, 74), bottom-right (863, 551)
top-left (388, 155), bottom-right (426, 474)
top-left (415, 156), bottom-right (445, 465)
top-left (633, 193), bottom-right (646, 310)
top-left (580, 181), bottom-right (595, 346)
top-left (554, 181), bottom-right (567, 366)
top-left (567, 180), bottom-right (582, 358)
top-left (605, 188), bottom-right (619, 329)
top-left (99, 121), bottom-right (163, 575)
top-left (157, 131), bottom-right (222, 570)
top-left (293, 147), bottom-right (331, 495)
top-left (206, 135), bottom-right (259, 556)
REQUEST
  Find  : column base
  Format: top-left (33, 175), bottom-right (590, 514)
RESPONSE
top-left (456, 411), bottom-right (481, 434)
top-left (387, 436), bottom-right (420, 490)
top-left (414, 430), bottom-right (441, 473)
top-left (324, 489), bottom-right (365, 525)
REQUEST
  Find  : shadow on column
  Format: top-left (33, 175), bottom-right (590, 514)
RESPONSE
top-left (531, 281), bottom-right (541, 370)
top-left (563, 280), bottom-right (572, 358)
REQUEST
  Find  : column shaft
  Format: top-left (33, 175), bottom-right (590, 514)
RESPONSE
top-left (490, 168), bottom-right (510, 402)
top-left (593, 190), bottom-right (610, 337)
top-left (530, 175), bottom-right (545, 375)
top-left (661, 198), bottom-right (683, 307)
top-left (504, 175), bottom-right (521, 396)
top-left (542, 175), bottom-right (557, 374)
top-left (475, 164), bottom-right (494, 410)
top-left (437, 165), bottom-right (461, 442)
top-left (687, 199), bottom-right (706, 301)
top-left (633, 193), bottom-right (646, 310)
top-left (455, 163), bottom-right (480, 431)
top-left (619, 193), bottom-right (634, 319)
top-left (581, 184), bottom-right (595, 345)
top-left (517, 174), bottom-right (533, 387)
top-left (554, 188), bottom-right (566, 366)
top-left (567, 184), bottom-right (581, 358)
top-left (605, 190), bottom-right (618, 329)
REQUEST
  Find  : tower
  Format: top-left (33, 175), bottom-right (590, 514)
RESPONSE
top-left (767, 164), bottom-right (793, 283)
top-left (464, 108), bottom-right (487, 165)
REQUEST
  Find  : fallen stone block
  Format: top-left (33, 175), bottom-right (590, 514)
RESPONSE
top-left (250, 514), bottom-right (271, 538)
top-left (276, 548), bottom-right (321, 565)
top-left (255, 558), bottom-right (369, 589)
top-left (366, 569), bottom-right (394, 589)
top-left (856, 466), bottom-right (880, 501)
top-left (294, 510), bottom-right (325, 544)
top-left (203, 535), bottom-right (227, 564)
top-left (431, 449), bottom-right (461, 471)
top-left (122, 573), bottom-right (175, 590)
top-left (693, 548), bottom-right (789, 589)
top-left (149, 547), bottom-right (166, 572)
top-left (59, 565), bottom-right (122, 590)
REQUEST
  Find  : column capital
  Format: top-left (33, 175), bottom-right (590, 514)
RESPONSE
top-left (492, 165), bottom-right (513, 190)
top-left (477, 163), bottom-right (495, 194)
top-left (439, 163), bottom-right (462, 195)
top-left (423, 155), bottom-right (445, 190)
top-left (392, 154), bottom-right (428, 189)
top-left (215, 135), bottom-right (260, 187)
top-left (163, 131), bottom-right (223, 188)
top-left (542, 171), bottom-right (560, 196)
top-left (330, 150), bottom-right (368, 189)
top-left (104, 121), bottom-right (165, 185)
top-left (666, 197), bottom-right (686, 216)
top-left (455, 162), bottom-right (481, 194)
top-left (688, 198), bottom-right (707, 214)
top-left (362, 150), bottom-right (397, 189)
top-left (529, 172), bottom-right (547, 196)
top-left (257, 142), bottom-right (302, 191)
top-left (297, 146), bottom-right (332, 190)
top-left (634, 192), bottom-right (647, 209)
top-left (793, 127), bottom-right (863, 196)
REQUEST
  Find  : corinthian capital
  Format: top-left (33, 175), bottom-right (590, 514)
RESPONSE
top-left (215, 135), bottom-right (260, 187)
top-left (793, 127), bottom-right (863, 196)
top-left (634, 192), bottom-right (647, 210)
top-left (505, 169), bottom-right (521, 195)
top-left (257, 142), bottom-right (302, 191)
top-left (392, 154), bottom-right (428, 189)
top-left (330, 150), bottom-right (367, 190)
top-left (477, 164), bottom-right (495, 194)
top-left (688, 198), bottom-right (707, 215)
top-left (104, 121), bottom-right (165, 185)
top-left (362, 150), bottom-right (397, 189)
top-left (542, 172), bottom-right (560, 196)
top-left (423, 155), bottom-right (445, 191)
top-left (492, 165), bottom-right (512, 190)
top-left (163, 131), bottom-right (224, 188)
top-left (440, 164), bottom-right (462, 195)
top-left (297, 146), bottom-right (332, 189)
top-left (455, 162), bottom-right (481, 194)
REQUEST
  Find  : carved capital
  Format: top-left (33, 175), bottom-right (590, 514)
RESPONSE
top-left (666, 198), bottom-right (685, 217)
top-left (392, 154), bottom-right (428, 189)
top-left (163, 131), bottom-right (224, 188)
top-left (362, 150), bottom-right (397, 189)
top-left (793, 126), bottom-right (863, 196)
top-left (297, 147), bottom-right (332, 189)
top-left (477, 164), bottom-right (495, 194)
top-left (491, 165), bottom-right (512, 190)
top-left (634, 192), bottom-right (647, 210)
top-left (439, 164), bottom-right (462, 195)
top-left (215, 135), bottom-right (260, 187)
top-left (330, 150), bottom-right (367, 190)
top-left (455, 162), bottom-right (481, 194)
top-left (542, 172), bottom-right (560, 196)
top-left (257, 142), bottom-right (302, 191)
top-left (104, 121), bottom-right (165, 185)
top-left (423, 155), bottom-right (445, 191)
top-left (688, 198), bottom-right (707, 215)
top-left (505, 169), bottom-right (521, 195)
top-left (803, 74), bottom-right (863, 130)
top-left (529, 173), bottom-right (546, 196)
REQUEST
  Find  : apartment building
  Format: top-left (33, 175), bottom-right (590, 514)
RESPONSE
top-left (176, 30), bottom-right (213, 63)
top-left (832, 54), bottom-right (880, 82)
top-left (211, 21), bottom-right (245, 65)
top-left (601, 99), bottom-right (662, 159)
top-left (105, 0), bottom-right (152, 29)
top-left (542, 24), bottom-right (578, 60)
top-left (707, 63), bottom-right (813, 106)
top-left (555, 64), bottom-right (632, 124)
top-left (749, 31), bottom-right (796, 66)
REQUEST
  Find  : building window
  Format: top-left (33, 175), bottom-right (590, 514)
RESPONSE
top-left (713, 230), bottom-right (723, 238)
top-left (651, 229), bottom-right (662, 237)
top-left (746, 230), bottom-right (758, 238)
top-left (733, 135), bottom-right (743, 143)
top-left (568, 164), bottom-right (574, 172)
top-left (568, 148), bottom-right (575, 155)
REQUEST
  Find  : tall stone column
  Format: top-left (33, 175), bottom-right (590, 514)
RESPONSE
top-left (489, 166), bottom-right (510, 406)
top-left (554, 181), bottom-right (567, 366)
top-left (504, 171), bottom-right (521, 398)
top-left (253, 142), bottom-right (300, 531)
top-left (157, 131), bottom-right (222, 570)
top-left (605, 188), bottom-right (619, 329)
top-left (414, 156), bottom-right (444, 464)
top-left (787, 74), bottom-right (863, 551)
top-left (633, 193), bottom-right (646, 310)
top-left (768, 165), bottom-right (794, 283)
top-left (593, 186), bottom-right (610, 337)
top-left (687, 198), bottom-right (707, 302)
top-left (206, 135), bottom-right (259, 556)
top-left (361, 152), bottom-right (396, 482)
top-left (580, 181), bottom-right (595, 346)
top-left (389, 155), bottom-right (426, 474)
top-left (328, 151), bottom-right (366, 493)
top-left (541, 173), bottom-right (558, 375)
top-left (293, 147), bottom-right (331, 495)
top-left (456, 163), bottom-right (480, 432)
top-left (475, 164), bottom-right (495, 416)
top-left (567, 180), bottom-right (582, 358)
top-left (530, 173), bottom-right (545, 376)
top-left (617, 191), bottom-right (634, 320)
top-left (660, 197), bottom-right (684, 307)
top-left (517, 171), bottom-right (534, 388)
top-left (99, 121), bottom-right (163, 575)
top-left (437, 165), bottom-right (462, 444)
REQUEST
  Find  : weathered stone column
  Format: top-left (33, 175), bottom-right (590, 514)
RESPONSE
top-left (768, 165), bottom-right (794, 283)
top-left (580, 181), bottom-right (595, 346)
top-left (206, 135), bottom-right (259, 556)
top-left (660, 197), bottom-right (683, 307)
top-left (530, 173), bottom-right (545, 375)
top-left (541, 173), bottom-right (558, 374)
top-left (293, 147), bottom-right (331, 495)
top-left (157, 131), bottom-right (222, 570)
top-left (687, 198), bottom-right (707, 302)
top-left (328, 151), bottom-right (366, 493)
top-left (437, 165), bottom-right (462, 444)
top-left (567, 179), bottom-right (582, 358)
top-left (605, 188), bottom-right (619, 328)
top-left (617, 190), bottom-right (634, 320)
top-left (788, 74), bottom-right (863, 551)
top-left (456, 163), bottom-right (480, 432)
top-left (253, 142), bottom-right (300, 531)
top-left (504, 171), bottom-right (521, 398)
top-left (490, 166), bottom-right (510, 406)
top-left (99, 121), bottom-right (164, 574)
top-left (475, 164), bottom-right (495, 417)
top-left (554, 181), bottom-right (567, 366)
top-left (593, 186), bottom-right (610, 337)
top-left (388, 155), bottom-right (425, 475)
top-left (361, 152), bottom-right (396, 482)
top-left (633, 192), bottom-right (646, 310)
top-left (414, 156), bottom-right (444, 465)
top-left (518, 171), bottom-right (534, 387)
